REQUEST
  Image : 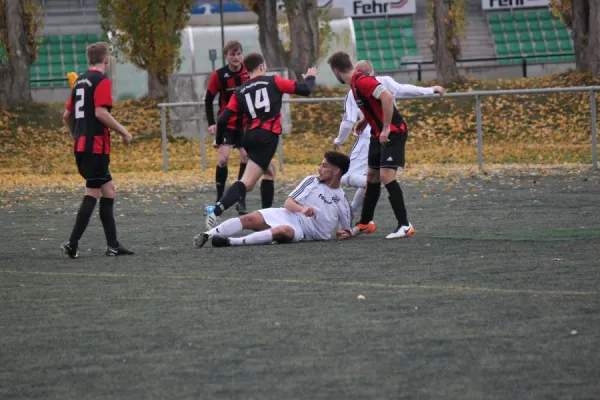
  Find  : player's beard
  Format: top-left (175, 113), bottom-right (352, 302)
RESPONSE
top-left (335, 72), bottom-right (345, 84)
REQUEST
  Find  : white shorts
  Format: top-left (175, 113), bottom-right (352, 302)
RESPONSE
top-left (257, 208), bottom-right (305, 242)
top-left (346, 136), bottom-right (369, 177)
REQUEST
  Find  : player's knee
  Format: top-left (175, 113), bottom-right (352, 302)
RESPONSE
top-left (85, 188), bottom-right (102, 199)
top-left (240, 211), bottom-right (264, 230)
top-left (272, 225), bottom-right (294, 242)
top-left (367, 168), bottom-right (380, 183)
top-left (380, 168), bottom-right (397, 185)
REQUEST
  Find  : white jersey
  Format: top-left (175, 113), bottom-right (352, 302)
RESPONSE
top-left (334, 76), bottom-right (436, 146)
top-left (288, 175), bottom-right (352, 240)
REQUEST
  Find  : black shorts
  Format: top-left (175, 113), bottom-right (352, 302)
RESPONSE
top-left (242, 128), bottom-right (279, 171)
top-left (75, 153), bottom-right (112, 189)
top-left (368, 132), bottom-right (407, 170)
top-left (218, 128), bottom-right (244, 148)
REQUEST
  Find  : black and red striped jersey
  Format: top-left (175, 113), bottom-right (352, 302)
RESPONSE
top-left (223, 75), bottom-right (315, 135)
top-left (350, 70), bottom-right (406, 139)
top-left (205, 64), bottom-right (250, 131)
top-left (65, 69), bottom-right (113, 154)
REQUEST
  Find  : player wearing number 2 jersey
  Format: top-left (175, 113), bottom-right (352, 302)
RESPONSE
top-left (204, 52), bottom-right (318, 230)
top-left (60, 42), bottom-right (134, 258)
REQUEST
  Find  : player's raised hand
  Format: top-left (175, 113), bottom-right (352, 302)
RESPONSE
top-left (302, 207), bottom-right (316, 217)
top-left (432, 86), bottom-right (446, 96)
top-left (302, 67), bottom-right (318, 80)
top-left (122, 130), bottom-right (133, 146)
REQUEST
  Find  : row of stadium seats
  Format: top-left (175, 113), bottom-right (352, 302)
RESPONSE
top-left (353, 17), bottom-right (417, 71)
top-left (31, 33), bottom-right (107, 87)
top-left (487, 9), bottom-right (574, 64)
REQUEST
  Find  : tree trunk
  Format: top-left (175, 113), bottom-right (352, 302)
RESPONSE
top-left (586, 0), bottom-right (600, 76)
top-left (0, 0), bottom-right (32, 108)
top-left (432, 0), bottom-right (460, 86)
top-left (255, 0), bottom-right (288, 70)
top-left (571, 0), bottom-right (590, 72)
top-left (147, 72), bottom-right (168, 98)
top-left (287, 0), bottom-right (319, 81)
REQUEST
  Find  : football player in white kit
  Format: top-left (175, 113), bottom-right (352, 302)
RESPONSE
top-left (193, 151), bottom-right (353, 248)
top-left (334, 60), bottom-right (445, 233)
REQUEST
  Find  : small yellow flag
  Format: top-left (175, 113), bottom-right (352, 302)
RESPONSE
top-left (67, 72), bottom-right (78, 88)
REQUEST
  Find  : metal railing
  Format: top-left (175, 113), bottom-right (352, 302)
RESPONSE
top-left (397, 53), bottom-right (576, 81)
top-left (158, 85), bottom-right (599, 172)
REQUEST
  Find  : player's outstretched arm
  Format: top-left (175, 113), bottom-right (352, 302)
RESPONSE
top-left (274, 68), bottom-right (318, 97)
top-left (380, 76), bottom-right (445, 98)
top-left (95, 107), bottom-right (132, 145)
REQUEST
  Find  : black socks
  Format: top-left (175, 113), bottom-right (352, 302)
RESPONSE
top-left (260, 179), bottom-right (275, 209)
top-left (69, 195), bottom-right (97, 247)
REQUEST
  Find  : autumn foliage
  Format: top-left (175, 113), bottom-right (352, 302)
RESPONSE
top-left (1, 72), bottom-right (599, 183)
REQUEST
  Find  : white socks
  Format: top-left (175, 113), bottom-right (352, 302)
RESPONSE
top-left (351, 187), bottom-right (365, 215)
top-left (207, 218), bottom-right (243, 236)
top-left (229, 229), bottom-right (274, 246)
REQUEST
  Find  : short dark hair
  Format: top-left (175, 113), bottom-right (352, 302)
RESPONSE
top-left (327, 51), bottom-right (353, 73)
top-left (87, 42), bottom-right (109, 65)
top-left (243, 52), bottom-right (265, 72)
top-left (324, 151), bottom-right (350, 176)
top-left (223, 40), bottom-right (242, 55)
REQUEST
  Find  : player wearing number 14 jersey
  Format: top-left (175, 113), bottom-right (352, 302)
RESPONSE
top-left (204, 52), bottom-right (318, 230)
top-left (60, 42), bottom-right (134, 258)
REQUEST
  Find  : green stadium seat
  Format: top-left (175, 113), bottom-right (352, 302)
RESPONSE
top-left (393, 47), bottom-right (405, 57)
top-left (493, 33), bottom-right (505, 44)
top-left (488, 13), bottom-right (501, 25)
top-left (367, 49), bottom-right (380, 59)
top-left (521, 42), bottom-right (534, 55)
top-left (74, 34), bottom-right (87, 44)
top-left (529, 21), bottom-right (541, 31)
top-left (355, 30), bottom-right (364, 40)
top-left (87, 33), bottom-right (101, 43)
top-left (516, 21), bottom-right (528, 31)
top-left (545, 30), bottom-right (557, 41)
top-left (379, 41), bottom-right (391, 50)
top-left (538, 10), bottom-right (552, 20)
top-left (407, 48), bottom-right (418, 56)
top-left (392, 39), bottom-right (403, 50)
top-left (557, 29), bottom-right (570, 40)
top-left (547, 40), bottom-right (560, 53)
top-left (563, 55), bottom-right (575, 62)
top-left (560, 40), bottom-right (573, 52)
top-left (38, 65), bottom-right (50, 78)
top-left (537, 56), bottom-right (549, 62)
top-left (77, 53), bottom-right (87, 65)
top-left (389, 19), bottom-right (400, 29)
top-left (403, 28), bottom-right (414, 37)
top-left (49, 35), bottom-right (60, 45)
top-left (383, 60), bottom-right (396, 70)
top-left (534, 41), bottom-right (546, 53)
top-left (29, 65), bottom-right (38, 77)
top-left (552, 19), bottom-right (564, 29)
top-left (499, 59), bottom-right (512, 65)
top-left (500, 13), bottom-right (512, 23)
top-left (363, 21), bottom-right (375, 30)
top-left (390, 29), bottom-right (402, 39)
top-left (513, 12), bottom-right (526, 22)
top-left (366, 40), bottom-right (379, 50)
top-left (376, 19), bottom-right (388, 29)
top-left (541, 20), bottom-right (553, 31)
top-left (356, 41), bottom-right (366, 51)
top-left (519, 31), bottom-right (531, 42)
top-left (37, 52), bottom-right (49, 64)
top-left (496, 44), bottom-right (508, 55)
top-left (526, 11), bottom-right (538, 22)
top-left (401, 18), bottom-right (412, 28)
top-left (502, 22), bottom-right (516, 32)
top-left (506, 32), bottom-right (518, 43)
top-left (383, 51), bottom-right (395, 60)
top-left (372, 60), bottom-right (382, 70)
top-left (49, 43), bottom-right (61, 54)
top-left (492, 24), bottom-right (503, 34)
top-left (366, 30), bottom-right (377, 40)
top-left (405, 37), bottom-right (417, 49)
top-left (532, 31), bottom-right (544, 41)
top-left (357, 50), bottom-right (367, 60)
top-left (509, 42), bottom-right (521, 55)
top-left (549, 55), bottom-right (562, 62)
